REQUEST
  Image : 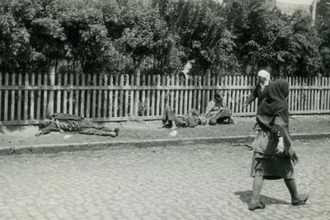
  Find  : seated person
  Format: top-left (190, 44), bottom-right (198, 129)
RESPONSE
top-left (205, 91), bottom-right (234, 125)
top-left (162, 106), bottom-right (206, 130)
top-left (36, 113), bottom-right (119, 137)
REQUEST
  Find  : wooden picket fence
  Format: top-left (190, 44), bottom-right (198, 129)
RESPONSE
top-left (1, 70), bottom-right (330, 125)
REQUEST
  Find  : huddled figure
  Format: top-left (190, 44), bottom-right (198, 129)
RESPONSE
top-left (204, 91), bottom-right (234, 125)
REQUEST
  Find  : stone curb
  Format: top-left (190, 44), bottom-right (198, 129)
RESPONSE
top-left (0, 133), bottom-right (329, 156)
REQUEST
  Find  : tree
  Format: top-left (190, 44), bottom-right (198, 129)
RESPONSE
top-left (316, 0), bottom-right (330, 76)
top-left (223, 0), bottom-right (321, 76)
top-left (109, 0), bottom-right (172, 75)
top-left (165, 0), bottom-right (238, 75)
top-left (57, 0), bottom-right (117, 75)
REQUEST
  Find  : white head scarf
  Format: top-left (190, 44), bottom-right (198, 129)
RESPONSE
top-left (257, 70), bottom-right (271, 90)
top-left (257, 70), bottom-right (270, 80)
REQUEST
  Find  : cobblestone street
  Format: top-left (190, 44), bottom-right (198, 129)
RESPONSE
top-left (0, 138), bottom-right (329, 220)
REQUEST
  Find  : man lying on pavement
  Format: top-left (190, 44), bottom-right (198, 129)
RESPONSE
top-left (36, 113), bottom-right (119, 137)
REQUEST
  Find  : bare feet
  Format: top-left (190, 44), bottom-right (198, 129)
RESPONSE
top-left (292, 194), bottom-right (309, 206)
top-left (248, 201), bottom-right (266, 211)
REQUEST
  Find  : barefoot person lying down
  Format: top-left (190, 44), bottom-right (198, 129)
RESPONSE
top-left (36, 113), bottom-right (119, 137)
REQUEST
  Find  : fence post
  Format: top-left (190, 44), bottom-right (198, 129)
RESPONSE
top-left (134, 69), bottom-right (141, 117)
top-left (47, 66), bottom-right (55, 118)
top-left (316, 74), bottom-right (321, 113)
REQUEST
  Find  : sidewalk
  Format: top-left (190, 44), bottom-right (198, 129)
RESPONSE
top-left (0, 115), bottom-right (330, 155)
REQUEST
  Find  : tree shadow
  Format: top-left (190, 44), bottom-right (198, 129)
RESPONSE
top-left (234, 190), bottom-right (289, 205)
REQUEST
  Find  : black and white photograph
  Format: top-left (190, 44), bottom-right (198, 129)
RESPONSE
top-left (0, 0), bottom-right (329, 219)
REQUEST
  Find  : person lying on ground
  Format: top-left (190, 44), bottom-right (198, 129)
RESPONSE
top-left (35, 113), bottom-right (119, 137)
top-left (162, 106), bottom-right (207, 130)
top-left (205, 91), bottom-right (234, 125)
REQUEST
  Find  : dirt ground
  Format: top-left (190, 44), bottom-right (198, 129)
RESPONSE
top-left (0, 115), bottom-right (330, 148)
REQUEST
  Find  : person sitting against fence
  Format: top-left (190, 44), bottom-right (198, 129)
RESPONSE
top-left (243, 70), bottom-right (271, 108)
top-left (162, 106), bottom-right (207, 130)
top-left (36, 113), bottom-right (119, 137)
top-left (205, 91), bottom-right (234, 125)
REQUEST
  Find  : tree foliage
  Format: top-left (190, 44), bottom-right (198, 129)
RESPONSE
top-left (0, 0), bottom-right (329, 77)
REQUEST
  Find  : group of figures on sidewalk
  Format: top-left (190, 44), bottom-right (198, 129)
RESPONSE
top-left (35, 69), bottom-right (309, 211)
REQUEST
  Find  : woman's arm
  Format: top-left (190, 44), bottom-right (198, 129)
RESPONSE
top-left (205, 100), bottom-right (215, 116)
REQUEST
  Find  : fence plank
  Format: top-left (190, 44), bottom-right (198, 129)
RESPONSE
top-left (129, 74), bottom-right (134, 118)
top-left (109, 74), bottom-right (113, 118)
top-left (151, 74), bottom-right (156, 116)
top-left (30, 73), bottom-right (35, 120)
top-left (92, 74), bottom-right (97, 118)
top-left (11, 73), bottom-right (16, 120)
top-left (43, 74), bottom-right (48, 119)
top-left (36, 73), bottom-right (41, 120)
top-left (193, 75), bottom-right (197, 110)
top-left (75, 73), bottom-right (80, 116)
top-left (0, 73), bottom-right (2, 121)
top-left (24, 73), bottom-right (28, 120)
top-left (69, 73), bottom-right (74, 115)
top-left (125, 74), bottom-right (130, 118)
top-left (146, 74), bottom-right (151, 116)
top-left (188, 75), bottom-right (192, 113)
top-left (114, 74), bottom-right (119, 117)
top-left (86, 74), bottom-right (91, 118)
top-left (120, 73), bottom-right (124, 117)
top-left (170, 74), bottom-right (174, 113)
top-left (63, 72), bottom-right (68, 114)
top-left (141, 73), bottom-right (146, 116)
top-left (103, 74), bottom-right (108, 118)
top-left (17, 73), bottom-right (22, 121)
top-left (80, 74), bottom-right (85, 118)
top-left (56, 73), bottom-right (62, 113)
top-left (4, 73), bottom-right (9, 121)
top-left (160, 76), bottom-right (169, 115)
top-left (134, 71), bottom-right (140, 117)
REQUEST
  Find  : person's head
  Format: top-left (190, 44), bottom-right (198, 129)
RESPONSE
top-left (267, 79), bottom-right (289, 101)
top-left (257, 70), bottom-right (270, 85)
top-left (39, 119), bottom-right (52, 129)
top-left (214, 91), bottom-right (224, 103)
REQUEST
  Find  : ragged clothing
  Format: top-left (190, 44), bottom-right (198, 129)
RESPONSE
top-left (205, 98), bottom-right (232, 125)
top-left (250, 79), bottom-right (297, 180)
top-left (162, 106), bottom-right (206, 128)
top-left (37, 113), bottom-right (118, 137)
top-left (256, 79), bottom-right (297, 162)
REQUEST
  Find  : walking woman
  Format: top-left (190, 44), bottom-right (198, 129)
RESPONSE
top-left (249, 79), bottom-right (309, 211)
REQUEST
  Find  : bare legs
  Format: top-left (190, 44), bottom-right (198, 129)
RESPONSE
top-left (248, 171), bottom-right (266, 210)
top-left (284, 178), bottom-right (299, 201)
top-left (285, 178), bottom-right (309, 205)
top-left (250, 171), bottom-right (264, 204)
top-left (249, 174), bottom-right (309, 210)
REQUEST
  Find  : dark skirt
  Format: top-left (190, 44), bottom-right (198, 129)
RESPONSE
top-left (250, 130), bottom-right (295, 180)
top-left (250, 152), bottom-right (295, 179)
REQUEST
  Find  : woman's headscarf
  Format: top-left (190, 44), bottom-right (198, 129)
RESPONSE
top-left (257, 79), bottom-right (289, 129)
top-left (257, 70), bottom-right (271, 81)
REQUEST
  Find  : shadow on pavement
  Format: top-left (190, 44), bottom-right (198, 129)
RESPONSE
top-left (234, 191), bottom-right (289, 205)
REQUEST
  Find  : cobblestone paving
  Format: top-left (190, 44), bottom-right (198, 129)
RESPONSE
top-left (0, 138), bottom-right (330, 220)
